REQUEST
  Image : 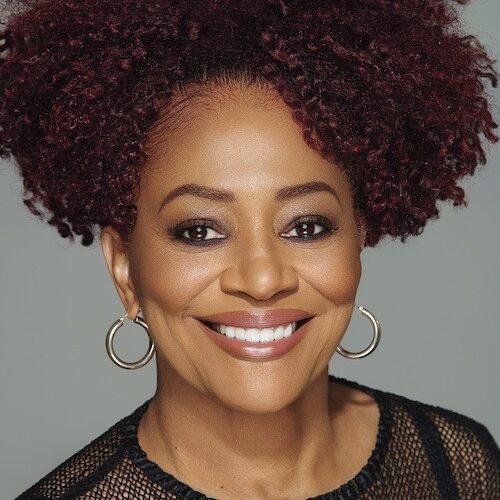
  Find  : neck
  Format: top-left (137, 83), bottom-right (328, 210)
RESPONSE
top-left (138, 365), bottom-right (368, 499)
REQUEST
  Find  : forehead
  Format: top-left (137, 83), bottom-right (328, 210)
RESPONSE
top-left (141, 84), bottom-right (352, 199)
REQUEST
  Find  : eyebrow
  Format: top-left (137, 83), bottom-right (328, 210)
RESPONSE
top-left (158, 181), bottom-right (340, 213)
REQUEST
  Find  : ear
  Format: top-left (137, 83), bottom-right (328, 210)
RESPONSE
top-left (100, 227), bottom-right (140, 319)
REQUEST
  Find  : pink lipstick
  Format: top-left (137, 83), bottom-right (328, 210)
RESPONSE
top-left (195, 309), bottom-right (314, 361)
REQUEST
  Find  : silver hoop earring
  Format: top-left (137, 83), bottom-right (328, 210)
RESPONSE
top-left (105, 313), bottom-right (155, 369)
top-left (336, 305), bottom-right (381, 359)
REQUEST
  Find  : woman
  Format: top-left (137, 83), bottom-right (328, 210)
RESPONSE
top-left (2, 0), bottom-right (499, 498)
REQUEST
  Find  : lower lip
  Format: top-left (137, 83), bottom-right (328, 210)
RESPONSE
top-left (197, 319), bottom-right (313, 362)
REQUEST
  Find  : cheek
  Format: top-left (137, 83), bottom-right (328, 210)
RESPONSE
top-left (301, 236), bottom-right (361, 306)
top-left (130, 248), bottom-right (216, 313)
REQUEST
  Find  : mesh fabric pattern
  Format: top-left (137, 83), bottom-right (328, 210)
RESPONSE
top-left (16, 376), bottom-right (500, 499)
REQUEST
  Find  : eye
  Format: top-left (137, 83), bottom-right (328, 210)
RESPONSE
top-left (282, 216), bottom-right (337, 241)
top-left (169, 215), bottom-right (337, 246)
top-left (169, 219), bottom-right (226, 246)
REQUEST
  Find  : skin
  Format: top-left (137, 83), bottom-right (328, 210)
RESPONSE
top-left (100, 81), bottom-right (380, 499)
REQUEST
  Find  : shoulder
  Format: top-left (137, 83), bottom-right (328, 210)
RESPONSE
top-left (354, 378), bottom-right (500, 497)
top-left (14, 402), bottom-right (146, 500)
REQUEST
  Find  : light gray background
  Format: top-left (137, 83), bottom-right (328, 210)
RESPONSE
top-left (1, 1), bottom-right (499, 498)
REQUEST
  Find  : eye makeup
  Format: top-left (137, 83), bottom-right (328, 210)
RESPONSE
top-left (167, 214), bottom-right (339, 247)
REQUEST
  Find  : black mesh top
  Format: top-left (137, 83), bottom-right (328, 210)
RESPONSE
top-left (16, 375), bottom-right (500, 499)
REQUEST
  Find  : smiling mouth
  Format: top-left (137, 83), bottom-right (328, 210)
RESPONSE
top-left (199, 317), bottom-right (312, 342)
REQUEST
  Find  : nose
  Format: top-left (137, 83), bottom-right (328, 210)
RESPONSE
top-left (220, 256), bottom-right (298, 301)
top-left (220, 225), bottom-right (299, 300)
top-left (219, 249), bottom-right (299, 302)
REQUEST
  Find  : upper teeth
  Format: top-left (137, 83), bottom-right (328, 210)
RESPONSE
top-left (212, 322), bottom-right (298, 342)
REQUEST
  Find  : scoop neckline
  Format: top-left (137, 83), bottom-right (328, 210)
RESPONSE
top-left (123, 374), bottom-right (392, 499)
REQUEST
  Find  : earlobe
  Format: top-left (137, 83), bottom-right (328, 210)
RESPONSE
top-left (100, 227), bottom-right (140, 318)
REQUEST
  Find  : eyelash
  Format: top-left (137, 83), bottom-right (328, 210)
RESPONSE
top-left (169, 216), bottom-right (338, 246)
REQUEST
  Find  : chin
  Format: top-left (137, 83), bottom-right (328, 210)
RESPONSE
top-left (205, 373), bottom-right (313, 415)
top-left (219, 395), bottom-right (299, 415)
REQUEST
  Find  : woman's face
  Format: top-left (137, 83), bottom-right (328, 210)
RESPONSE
top-left (101, 83), bottom-right (366, 413)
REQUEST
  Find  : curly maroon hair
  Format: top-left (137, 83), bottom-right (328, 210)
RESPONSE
top-left (0, 0), bottom-right (498, 247)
